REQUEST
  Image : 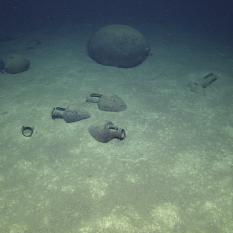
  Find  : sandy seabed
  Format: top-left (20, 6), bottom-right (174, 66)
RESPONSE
top-left (0, 22), bottom-right (233, 233)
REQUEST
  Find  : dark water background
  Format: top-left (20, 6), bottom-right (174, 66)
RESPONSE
top-left (1, 0), bottom-right (233, 42)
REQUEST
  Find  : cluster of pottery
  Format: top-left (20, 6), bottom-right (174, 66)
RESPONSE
top-left (51, 93), bottom-right (127, 143)
top-left (2, 25), bottom-right (150, 142)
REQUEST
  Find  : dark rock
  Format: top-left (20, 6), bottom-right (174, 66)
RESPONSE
top-left (87, 24), bottom-right (150, 68)
top-left (4, 54), bottom-right (30, 74)
top-left (0, 59), bottom-right (4, 72)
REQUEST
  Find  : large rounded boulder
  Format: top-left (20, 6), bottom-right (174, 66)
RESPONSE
top-left (87, 24), bottom-right (150, 68)
top-left (0, 58), bottom-right (4, 72)
top-left (4, 54), bottom-right (30, 74)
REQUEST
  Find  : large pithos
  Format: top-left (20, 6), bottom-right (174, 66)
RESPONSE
top-left (4, 54), bottom-right (30, 74)
top-left (87, 24), bottom-right (150, 68)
